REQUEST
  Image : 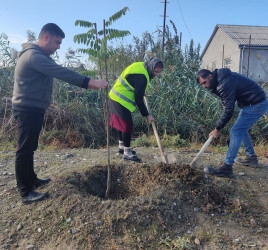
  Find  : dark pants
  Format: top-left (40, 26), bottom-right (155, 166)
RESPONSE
top-left (13, 110), bottom-right (44, 197)
top-left (117, 130), bottom-right (131, 147)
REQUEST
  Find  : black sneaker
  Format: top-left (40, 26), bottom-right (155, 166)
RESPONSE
top-left (22, 190), bottom-right (49, 204)
top-left (33, 178), bottom-right (51, 189)
top-left (234, 155), bottom-right (260, 168)
top-left (123, 154), bottom-right (141, 162)
top-left (204, 162), bottom-right (233, 178)
top-left (118, 148), bottom-right (136, 155)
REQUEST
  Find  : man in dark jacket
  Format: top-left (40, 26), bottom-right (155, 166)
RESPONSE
top-left (12, 23), bottom-right (108, 203)
top-left (196, 68), bottom-right (268, 178)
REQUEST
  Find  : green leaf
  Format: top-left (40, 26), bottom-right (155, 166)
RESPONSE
top-left (75, 20), bottom-right (96, 28)
top-left (106, 7), bottom-right (129, 27)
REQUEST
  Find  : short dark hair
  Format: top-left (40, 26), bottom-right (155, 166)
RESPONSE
top-left (39, 23), bottom-right (65, 39)
top-left (196, 69), bottom-right (212, 84)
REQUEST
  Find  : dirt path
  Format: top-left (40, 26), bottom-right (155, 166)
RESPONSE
top-left (0, 147), bottom-right (267, 249)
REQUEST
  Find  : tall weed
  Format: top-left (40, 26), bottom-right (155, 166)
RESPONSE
top-left (0, 28), bottom-right (267, 148)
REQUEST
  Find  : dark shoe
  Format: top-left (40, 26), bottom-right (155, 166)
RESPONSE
top-left (22, 190), bottom-right (49, 204)
top-left (204, 162), bottom-right (233, 178)
top-left (234, 155), bottom-right (260, 168)
top-left (123, 154), bottom-right (141, 162)
top-left (33, 178), bottom-right (51, 189)
top-left (118, 148), bottom-right (136, 155)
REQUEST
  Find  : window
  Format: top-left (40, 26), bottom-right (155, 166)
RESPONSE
top-left (224, 58), bottom-right (232, 68)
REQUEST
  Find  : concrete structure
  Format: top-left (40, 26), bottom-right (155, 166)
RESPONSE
top-left (201, 24), bottom-right (268, 82)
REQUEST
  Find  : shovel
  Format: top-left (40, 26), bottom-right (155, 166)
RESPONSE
top-left (144, 96), bottom-right (176, 164)
top-left (190, 136), bottom-right (213, 168)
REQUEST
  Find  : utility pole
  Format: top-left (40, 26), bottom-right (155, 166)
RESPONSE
top-left (161, 0), bottom-right (169, 52)
top-left (247, 35), bottom-right (251, 77)
top-left (222, 45), bottom-right (225, 68)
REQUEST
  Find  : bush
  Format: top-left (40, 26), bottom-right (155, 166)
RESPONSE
top-left (0, 29), bottom-right (267, 148)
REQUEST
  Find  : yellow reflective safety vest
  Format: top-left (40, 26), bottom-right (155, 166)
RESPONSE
top-left (109, 62), bottom-right (150, 112)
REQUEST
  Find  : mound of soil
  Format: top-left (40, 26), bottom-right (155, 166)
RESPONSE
top-left (0, 148), bottom-right (267, 249)
top-left (54, 162), bottom-right (233, 249)
top-left (67, 163), bottom-right (229, 207)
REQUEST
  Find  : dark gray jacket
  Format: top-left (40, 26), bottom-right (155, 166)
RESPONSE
top-left (211, 68), bottom-right (267, 130)
top-left (12, 43), bottom-right (89, 111)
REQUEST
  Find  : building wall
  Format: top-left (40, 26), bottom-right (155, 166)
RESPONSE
top-left (201, 29), bottom-right (240, 72)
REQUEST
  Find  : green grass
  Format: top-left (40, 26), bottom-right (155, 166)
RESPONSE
top-left (0, 138), bottom-right (16, 152)
top-left (132, 134), bottom-right (189, 148)
top-left (159, 235), bottom-right (192, 249)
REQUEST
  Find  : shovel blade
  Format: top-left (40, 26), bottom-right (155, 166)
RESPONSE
top-left (155, 153), bottom-right (176, 164)
top-left (166, 153), bottom-right (177, 163)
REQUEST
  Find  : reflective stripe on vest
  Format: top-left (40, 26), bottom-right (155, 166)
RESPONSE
top-left (111, 89), bottom-right (136, 106)
top-left (119, 76), bottom-right (133, 92)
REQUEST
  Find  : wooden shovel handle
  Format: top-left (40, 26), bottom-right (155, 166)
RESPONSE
top-left (144, 96), bottom-right (167, 163)
top-left (190, 136), bottom-right (213, 168)
top-left (151, 121), bottom-right (168, 163)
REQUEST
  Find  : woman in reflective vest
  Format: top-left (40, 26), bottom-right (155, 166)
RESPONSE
top-left (109, 58), bottom-right (163, 162)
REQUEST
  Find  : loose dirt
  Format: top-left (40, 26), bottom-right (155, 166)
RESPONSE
top-left (0, 147), bottom-right (267, 249)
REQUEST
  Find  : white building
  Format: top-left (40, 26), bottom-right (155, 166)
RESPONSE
top-left (201, 24), bottom-right (268, 82)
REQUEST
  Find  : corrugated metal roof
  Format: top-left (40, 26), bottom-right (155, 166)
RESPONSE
top-left (201, 24), bottom-right (268, 58)
top-left (218, 24), bottom-right (268, 46)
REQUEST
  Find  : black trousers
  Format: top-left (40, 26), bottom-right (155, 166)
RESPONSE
top-left (13, 110), bottom-right (44, 197)
top-left (117, 130), bottom-right (131, 147)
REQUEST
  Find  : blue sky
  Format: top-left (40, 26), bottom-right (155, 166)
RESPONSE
top-left (1, 0), bottom-right (268, 63)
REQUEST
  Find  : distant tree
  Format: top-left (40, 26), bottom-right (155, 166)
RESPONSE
top-left (184, 39), bottom-right (201, 74)
top-left (0, 33), bottom-right (18, 68)
top-left (132, 31), bottom-right (161, 60)
top-left (26, 30), bottom-right (37, 43)
top-left (64, 47), bottom-right (85, 70)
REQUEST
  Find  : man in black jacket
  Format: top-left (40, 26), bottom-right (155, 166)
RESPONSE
top-left (12, 23), bottom-right (108, 203)
top-left (196, 68), bottom-right (268, 178)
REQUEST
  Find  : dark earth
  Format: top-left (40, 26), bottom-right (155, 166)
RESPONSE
top-left (0, 146), bottom-right (267, 249)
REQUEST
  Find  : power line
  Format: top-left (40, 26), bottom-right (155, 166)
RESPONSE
top-left (177, 0), bottom-right (192, 39)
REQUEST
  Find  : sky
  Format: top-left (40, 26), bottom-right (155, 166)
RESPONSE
top-left (1, 0), bottom-right (268, 63)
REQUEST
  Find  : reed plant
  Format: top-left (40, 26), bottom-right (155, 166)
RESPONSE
top-left (133, 43), bottom-right (267, 145)
top-left (0, 30), bottom-right (267, 148)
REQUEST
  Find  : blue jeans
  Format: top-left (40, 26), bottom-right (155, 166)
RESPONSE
top-left (224, 99), bottom-right (268, 165)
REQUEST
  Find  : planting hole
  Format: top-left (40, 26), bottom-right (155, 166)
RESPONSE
top-left (65, 163), bottom-right (213, 201)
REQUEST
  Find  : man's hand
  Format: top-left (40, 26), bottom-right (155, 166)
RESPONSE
top-left (209, 128), bottom-right (220, 138)
top-left (88, 79), bottom-right (108, 89)
top-left (146, 115), bottom-right (155, 123)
